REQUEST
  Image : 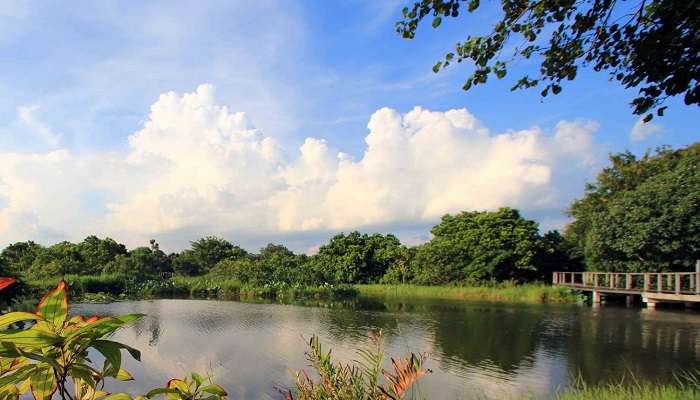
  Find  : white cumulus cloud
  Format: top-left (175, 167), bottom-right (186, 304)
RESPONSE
top-left (0, 85), bottom-right (602, 251)
top-left (630, 117), bottom-right (662, 142)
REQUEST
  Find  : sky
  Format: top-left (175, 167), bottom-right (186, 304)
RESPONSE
top-left (0, 0), bottom-right (697, 253)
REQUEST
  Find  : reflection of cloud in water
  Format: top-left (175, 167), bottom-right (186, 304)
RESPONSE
top-left (72, 299), bottom-right (700, 400)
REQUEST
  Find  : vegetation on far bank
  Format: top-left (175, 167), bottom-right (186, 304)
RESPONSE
top-left (356, 283), bottom-right (581, 304)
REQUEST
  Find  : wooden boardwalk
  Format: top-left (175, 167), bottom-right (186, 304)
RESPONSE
top-left (553, 261), bottom-right (700, 308)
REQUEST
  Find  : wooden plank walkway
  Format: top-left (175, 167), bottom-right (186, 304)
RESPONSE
top-left (552, 261), bottom-right (700, 308)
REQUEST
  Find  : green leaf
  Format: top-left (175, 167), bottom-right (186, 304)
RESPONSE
top-left (0, 364), bottom-right (34, 387)
top-left (200, 384), bottom-right (227, 396)
top-left (93, 340), bottom-right (122, 376)
top-left (432, 17), bottom-right (441, 28)
top-left (104, 393), bottom-right (134, 400)
top-left (93, 340), bottom-right (141, 362)
top-left (0, 329), bottom-right (62, 348)
top-left (116, 368), bottom-right (134, 381)
top-left (167, 378), bottom-right (190, 393)
top-left (145, 387), bottom-right (179, 398)
top-left (36, 280), bottom-right (68, 326)
top-left (0, 312), bottom-right (40, 329)
top-left (191, 372), bottom-right (204, 387)
top-left (30, 364), bottom-right (57, 400)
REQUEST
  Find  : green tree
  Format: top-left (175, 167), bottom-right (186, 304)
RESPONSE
top-left (314, 232), bottom-right (404, 284)
top-left (28, 241), bottom-right (87, 278)
top-left (397, 0), bottom-right (700, 120)
top-left (0, 241), bottom-right (43, 277)
top-left (103, 240), bottom-right (170, 278)
top-left (535, 230), bottom-right (583, 281)
top-left (172, 249), bottom-right (201, 276)
top-left (413, 208), bottom-right (542, 284)
top-left (189, 236), bottom-right (247, 274)
top-left (567, 143), bottom-right (700, 271)
top-left (77, 235), bottom-right (127, 273)
top-left (210, 257), bottom-right (268, 285)
top-left (257, 243), bottom-right (301, 284)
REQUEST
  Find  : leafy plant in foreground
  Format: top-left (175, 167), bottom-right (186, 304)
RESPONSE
top-left (0, 280), bottom-right (227, 400)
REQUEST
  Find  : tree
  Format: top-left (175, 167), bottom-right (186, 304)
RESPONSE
top-left (412, 208), bottom-right (542, 284)
top-left (535, 230), bottom-right (584, 281)
top-left (103, 240), bottom-right (170, 278)
top-left (172, 249), bottom-right (201, 276)
top-left (257, 243), bottom-right (301, 284)
top-left (397, 0), bottom-right (700, 121)
top-left (0, 241), bottom-right (43, 277)
top-left (566, 143), bottom-right (700, 272)
top-left (314, 232), bottom-right (404, 284)
top-left (77, 235), bottom-right (127, 273)
top-left (28, 241), bottom-right (87, 278)
top-left (189, 236), bottom-right (247, 274)
top-left (210, 257), bottom-right (268, 286)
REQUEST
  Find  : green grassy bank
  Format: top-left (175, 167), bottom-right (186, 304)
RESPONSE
top-left (9, 275), bottom-right (582, 305)
top-left (355, 283), bottom-right (581, 304)
top-left (552, 378), bottom-right (700, 400)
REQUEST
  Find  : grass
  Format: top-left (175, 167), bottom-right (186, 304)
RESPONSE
top-left (552, 372), bottom-right (700, 400)
top-left (355, 283), bottom-right (582, 304)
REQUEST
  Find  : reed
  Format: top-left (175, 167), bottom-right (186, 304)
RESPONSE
top-left (355, 283), bottom-right (581, 304)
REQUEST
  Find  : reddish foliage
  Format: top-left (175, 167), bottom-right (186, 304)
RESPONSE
top-left (0, 277), bottom-right (16, 291)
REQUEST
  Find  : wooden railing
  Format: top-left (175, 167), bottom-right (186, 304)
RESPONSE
top-left (553, 261), bottom-right (700, 295)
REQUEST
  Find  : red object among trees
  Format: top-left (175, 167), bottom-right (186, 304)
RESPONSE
top-left (0, 277), bottom-right (16, 291)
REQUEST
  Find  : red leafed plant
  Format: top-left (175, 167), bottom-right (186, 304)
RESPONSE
top-left (0, 277), bottom-right (16, 292)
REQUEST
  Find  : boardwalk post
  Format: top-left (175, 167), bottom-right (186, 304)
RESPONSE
top-left (626, 273), bottom-right (632, 290)
top-left (594, 274), bottom-right (599, 288)
top-left (644, 274), bottom-right (649, 291)
top-left (696, 260), bottom-right (700, 294)
top-left (657, 273), bottom-right (662, 292)
top-left (675, 272), bottom-right (681, 295)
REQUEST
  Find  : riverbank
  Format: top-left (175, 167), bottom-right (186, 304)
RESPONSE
top-left (9, 275), bottom-right (582, 305)
top-left (356, 283), bottom-right (581, 304)
top-left (552, 376), bottom-right (700, 400)
top-left (12, 274), bottom-right (357, 305)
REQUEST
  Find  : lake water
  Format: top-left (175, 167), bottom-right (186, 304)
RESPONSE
top-left (73, 298), bottom-right (700, 399)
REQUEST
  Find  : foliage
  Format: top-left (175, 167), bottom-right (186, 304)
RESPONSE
top-left (103, 241), bottom-right (170, 279)
top-left (566, 143), bottom-right (700, 272)
top-left (314, 232), bottom-right (405, 284)
top-left (189, 236), bottom-right (247, 275)
top-left (412, 208), bottom-right (543, 284)
top-left (397, 0), bottom-right (700, 121)
top-left (1, 241), bottom-right (44, 278)
top-left (288, 332), bottom-right (430, 400)
top-left (356, 283), bottom-right (580, 304)
top-left (554, 371), bottom-right (700, 400)
top-left (170, 250), bottom-right (200, 276)
top-left (0, 280), bottom-right (143, 399)
top-left (107, 373), bottom-right (228, 400)
top-left (0, 281), bottom-right (227, 400)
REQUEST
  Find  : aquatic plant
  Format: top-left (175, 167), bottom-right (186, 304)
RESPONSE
top-left (287, 331), bottom-right (430, 400)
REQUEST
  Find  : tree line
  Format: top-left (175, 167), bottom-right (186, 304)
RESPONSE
top-left (1, 143), bottom-right (698, 286)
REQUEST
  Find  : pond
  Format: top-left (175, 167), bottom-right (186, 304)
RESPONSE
top-left (73, 298), bottom-right (700, 399)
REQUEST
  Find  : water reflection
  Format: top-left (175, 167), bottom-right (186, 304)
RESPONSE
top-left (73, 298), bottom-right (700, 400)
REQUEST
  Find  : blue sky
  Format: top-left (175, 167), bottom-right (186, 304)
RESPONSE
top-left (0, 0), bottom-right (697, 252)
